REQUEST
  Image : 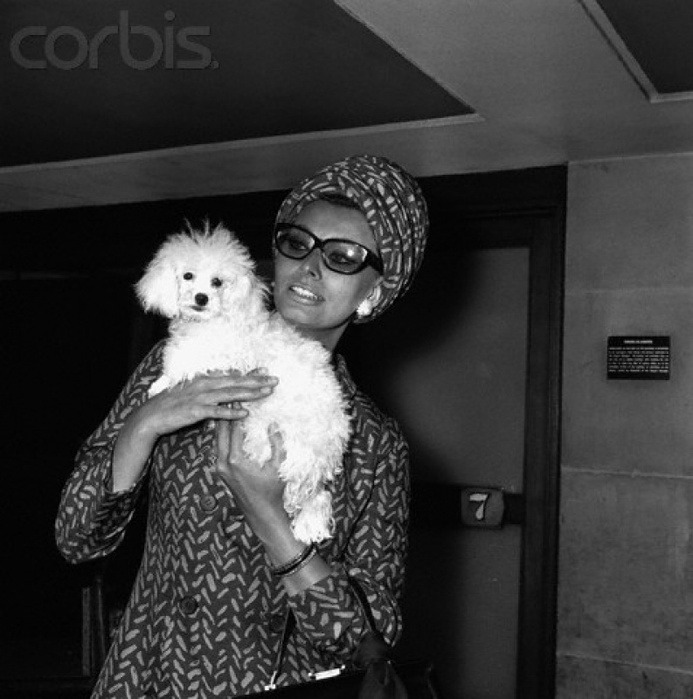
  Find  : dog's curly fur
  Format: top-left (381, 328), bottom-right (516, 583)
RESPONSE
top-left (136, 223), bottom-right (351, 544)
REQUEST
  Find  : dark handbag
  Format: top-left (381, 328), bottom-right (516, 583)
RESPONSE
top-left (246, 578), bottom-right (442, 698)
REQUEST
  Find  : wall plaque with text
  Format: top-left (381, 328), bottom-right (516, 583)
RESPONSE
top-left (607, 336), bottom-right (670, 380)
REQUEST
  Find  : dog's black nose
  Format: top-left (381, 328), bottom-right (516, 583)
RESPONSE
top-left (195, 293), bottom-right (208, 307)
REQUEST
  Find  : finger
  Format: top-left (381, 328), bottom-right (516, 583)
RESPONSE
top-left (202, 368), bottom-right (243, 379)
top-left (211, 403), bottom-right (248, 420)
top-left (226, 385), bottom-right (275, 400)
top-left (215, 418), bottom-right (232, 463)
top-left (203, 373), bottom-right (278, 389)
top-left (247, 366), bottom-right (269, 376)
top-left (205, 385), bottom-right (276, 406)
top-left (268, 429), bottom-right (286, 464)
top-left (228, 419), bottom-right (247, 464)
top-left (206, 369), bottom-right (240, 378)
top-left (179, 374), bottom-right (273, 399)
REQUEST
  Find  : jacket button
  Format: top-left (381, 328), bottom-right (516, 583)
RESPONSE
top-left (269, 612), bottom-right (286, 633)
top-left (179, 596), bottom-right (198, 615)
top-left (199, 494), bottom-right (217, 512)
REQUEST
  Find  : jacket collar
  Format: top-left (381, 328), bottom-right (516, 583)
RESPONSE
top-left (333, 353), bottom-right (357, 400)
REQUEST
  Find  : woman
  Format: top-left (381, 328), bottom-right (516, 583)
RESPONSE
top-left (55, 154), bottom-right (429, 697)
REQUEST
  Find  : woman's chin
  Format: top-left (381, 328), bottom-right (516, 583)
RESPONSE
top-left (276, 299), bottom-right (319, 327)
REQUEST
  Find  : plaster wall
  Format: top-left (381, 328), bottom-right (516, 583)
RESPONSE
top-left (557, 153), bottom-right (693, 697)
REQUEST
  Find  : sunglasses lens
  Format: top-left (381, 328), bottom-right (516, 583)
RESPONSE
top-left (322, 242), bottom-right (368, 274)
top-left (276, 227), bottom-right (313, 259)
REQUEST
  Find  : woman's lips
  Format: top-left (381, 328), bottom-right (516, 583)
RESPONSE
top-left (289, 284), bottom-right (322, 304)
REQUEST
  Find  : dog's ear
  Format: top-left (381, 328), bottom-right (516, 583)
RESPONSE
top-left (220, 272), bottom-right (250, 311)
top-left (222, 267), bottom-right (270, 318)
top-left (136, 244), bottom-right (180, 318)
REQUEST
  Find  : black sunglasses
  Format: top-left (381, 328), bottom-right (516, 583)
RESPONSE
top-left (274, 222), bottom-right (383, 275)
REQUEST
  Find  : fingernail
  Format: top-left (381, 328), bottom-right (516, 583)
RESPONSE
top-left (260, 386), bottom-right (273, 394)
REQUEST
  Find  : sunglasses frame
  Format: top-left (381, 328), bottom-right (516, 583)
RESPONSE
top-left (274, 222), bottom-right (384, 275)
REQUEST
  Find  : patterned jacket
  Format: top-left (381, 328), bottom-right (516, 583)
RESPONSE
top-left (55, 342), bottom-right (410, 697)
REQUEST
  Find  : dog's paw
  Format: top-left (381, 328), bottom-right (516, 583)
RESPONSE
top-left (290, 491), bottom-right (334, 544)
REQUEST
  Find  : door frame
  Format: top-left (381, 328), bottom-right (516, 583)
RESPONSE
top-left (419, 166), bottom-right (566, 698)
top-left (0, 168), bottom-right (564, 696)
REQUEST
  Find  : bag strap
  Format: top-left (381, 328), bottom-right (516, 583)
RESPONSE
top-left (347, 577), bottom-right (394, 673)
top-left (348, 576), bottom-right (380, 636)
top-left (264, 607), bottom-right (295, 690)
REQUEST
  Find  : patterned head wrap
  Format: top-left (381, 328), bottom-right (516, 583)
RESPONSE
top-left (275, 154), bottom-right (429, 322)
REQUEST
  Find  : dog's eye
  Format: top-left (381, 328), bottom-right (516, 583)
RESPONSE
top-left (183, 272), bottom-right (194, 281)
top-left (211, 277), bottom-right (223, 288)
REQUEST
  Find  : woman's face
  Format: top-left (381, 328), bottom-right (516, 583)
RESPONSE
top-left (272, 200), bottom-right (382, 350)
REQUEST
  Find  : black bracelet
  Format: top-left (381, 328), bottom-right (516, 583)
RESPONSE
top-left (286, 546), bottom-right (318, 576)
top-left (270, 544), bottom-right (316, 577)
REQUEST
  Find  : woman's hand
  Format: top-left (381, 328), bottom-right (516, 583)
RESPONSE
top-left (214, 418), bottom-right (334, 595)
top-left (112, 372), bottom-right (277, 492)
top-left (139, 372), bottom-right (277, 441)
top-left (214, 419), bottom-right (288, 541)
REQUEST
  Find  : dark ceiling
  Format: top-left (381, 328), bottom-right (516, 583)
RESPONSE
top-left (2, 1), bottom-right (693, 212)
top-left (596, 0), bottom-right (693, 94)
top-left (2, 0), bottom-right (473, 167)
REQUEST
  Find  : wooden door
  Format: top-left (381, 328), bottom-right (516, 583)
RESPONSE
top-left (342, 167), bottom-right (565, 698)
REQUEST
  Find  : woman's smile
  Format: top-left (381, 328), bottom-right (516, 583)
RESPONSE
top-left (288, 282), bottom-right (323, 304)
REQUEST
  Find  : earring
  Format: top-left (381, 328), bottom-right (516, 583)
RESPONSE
top-left (355, 299), bottom-right (372, 319)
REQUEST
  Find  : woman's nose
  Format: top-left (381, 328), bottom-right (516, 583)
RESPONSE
top-left (300, 249), bottom-right (323, 276)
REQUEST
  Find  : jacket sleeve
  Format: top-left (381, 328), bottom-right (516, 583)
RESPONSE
top-left (288, 415), bottom-right (410, 660)
top-left (54, 343), bottom-right (164, 564)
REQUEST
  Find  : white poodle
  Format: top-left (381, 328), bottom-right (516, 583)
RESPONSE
top-left (136, 223), bottom-right (351, 544)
